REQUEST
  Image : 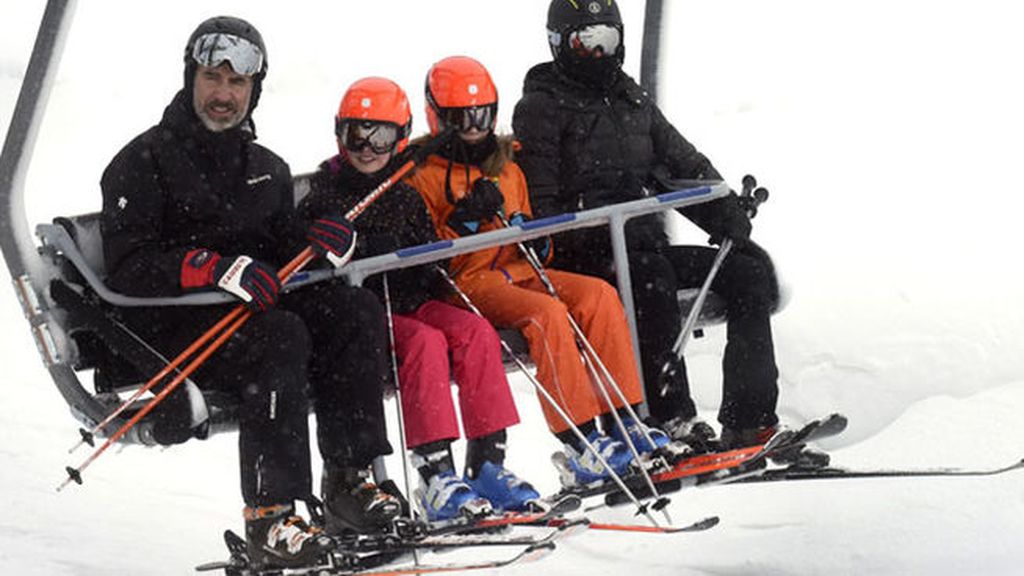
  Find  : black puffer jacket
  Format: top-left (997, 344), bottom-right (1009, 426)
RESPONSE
top-left (101, 89), bottom-right (303, 297)
top-left (300, 154), bottom-right (441, 315)
top-left (100, 89), bottom-right (306, 351)
top-left (513, 62), bottom-right (743, 259)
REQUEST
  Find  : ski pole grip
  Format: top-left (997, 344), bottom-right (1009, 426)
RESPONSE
top-left (741, 174), bottom-right (757, 196)
top-left (739, 174), bottom-right (769, 218)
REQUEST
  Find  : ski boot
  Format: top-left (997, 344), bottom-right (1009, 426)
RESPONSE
top-left (552, 430), bottom-right (633, 489)
top-left (611, 417), bottom-right (692, 467)
top-left (719, 424), bottom-right (777, 450)
top-left (464, 461), bottom-right (542, 513)
top-left (418, 470), bottom-right (493, 523)
top-left (244, 504), bottom-right (331, 569)
top-left (321, 466), bottom-right (403, 535)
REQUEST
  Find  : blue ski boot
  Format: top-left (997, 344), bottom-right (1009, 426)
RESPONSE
top-left (418, 470), bottom-right (493, 523)
top-left (465, 461), bottom-right (542, 513)
top-left (611, 417), bottom-right (693, 465)
top-left (553, 430), bottom-right (633, 488)
top-left (611, 417), bottom-right (672, 454)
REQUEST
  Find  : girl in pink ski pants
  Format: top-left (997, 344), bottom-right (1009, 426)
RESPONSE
top-left (393, 299), bottom-right (519, 448)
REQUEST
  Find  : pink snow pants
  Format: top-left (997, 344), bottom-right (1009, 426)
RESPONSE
top-left (393, 300), bottom-right (520, 449)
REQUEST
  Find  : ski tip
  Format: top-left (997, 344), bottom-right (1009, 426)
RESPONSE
top-left (694, 515), bottom-right (720, 530)
top-left (662, 515), bottom-right (722, 533)
top-left (523, 540), bottom-right (557, 559)
top-left (824, 412), bottom-right (848, 424)
top-left (194, 560), bottom-right (232, 572)
top-left (550, 493), bottom-right (582, 516)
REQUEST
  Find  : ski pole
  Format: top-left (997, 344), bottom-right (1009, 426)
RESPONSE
top-left (67, 304), bottom-right (245, 453)
top-left (59, 131), bottom-right (454, 488)
top-left (58, 267), bottom-right (283, 491)
top-left (657, 175), bottom-right (769, 395)
top-left (381, 273), bottom-right (421, 567)
top-left (434, 265), bottom-right (662, 527)
top-left (496, 214), bottom-right (671, 520)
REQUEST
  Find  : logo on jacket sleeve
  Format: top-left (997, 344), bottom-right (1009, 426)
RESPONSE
top-left (247, 174), bottom-right (272, 186)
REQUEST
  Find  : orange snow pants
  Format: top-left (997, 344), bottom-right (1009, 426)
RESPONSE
top-left (459, 269), bottom-right (644, 434)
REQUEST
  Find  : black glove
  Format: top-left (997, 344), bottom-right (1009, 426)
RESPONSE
top-left (181, 249), bottom-right (282, 312)
top-left (707, 193), bottom-right (751, 246)
top-left (448, 178), bottom-right (505, 236)
top-left (308, 213), bottom-right (358, 268)
top-left (508, 212), bottom-right (552, 262)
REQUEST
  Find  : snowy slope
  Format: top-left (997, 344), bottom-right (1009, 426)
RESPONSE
top-left (3, 2), bottom-right (1024, 575)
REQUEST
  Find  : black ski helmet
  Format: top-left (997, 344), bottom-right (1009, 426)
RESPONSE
top-left (183, 16), bottom-right (268, 117)
top-left (546, 0), bottom-right (624, 64)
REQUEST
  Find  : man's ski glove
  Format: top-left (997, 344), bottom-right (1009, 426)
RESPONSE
top-left (308, 214), bottom-right (358, 268)
top-left (707, 193), bottom-right (752, 247)
top-left (448, 177), bottom-right (505, 236)
top-left (181, 249), bottom-right (281, 312)
top-left (508, 212), bottom-right (552, 263)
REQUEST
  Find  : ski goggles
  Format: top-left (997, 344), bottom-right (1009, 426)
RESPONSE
top-left (336, 119), bottom-right (402, 154)
top-left (568, 23), bottom-right (622, 59)
top-left (191, 33), bottom-right (265, 76)
top-left (437, 104), bottom-right (498, 133)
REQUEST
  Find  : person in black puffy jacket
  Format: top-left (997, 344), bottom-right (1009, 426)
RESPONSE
top-left (100, 16), bottom-right (398, 569)
top-left (513, 0), bottom-right (782, 451)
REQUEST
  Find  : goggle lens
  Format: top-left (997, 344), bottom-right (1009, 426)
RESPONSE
top-left (439, 104), bottom-right (497, 133)
top-left (568, 24), bottom-right (622, 59)
top-left (337, 120), bottom-right (400, 154)
top-left (191, 33), bottom-right (264, 76)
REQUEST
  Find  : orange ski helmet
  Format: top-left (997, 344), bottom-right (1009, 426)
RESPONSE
top-left (335, 77), bottom-right (412, 152)
top-left (424, 56), bottom-right (498, 135)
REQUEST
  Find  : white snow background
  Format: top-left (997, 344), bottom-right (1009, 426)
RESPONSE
top-left (2, 1), bottom-right (1024, 574)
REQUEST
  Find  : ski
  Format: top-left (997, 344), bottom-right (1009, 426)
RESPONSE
top-left (546, 514), bottom-right (719, 534)
top-left (413, 516), bottom-right (590, 550)
top-left (197, 543), bottom-right (553, 576)
top-left (328, 542), bottom-right (555, 576)
top-left (651, 413), bottom-right (847, 482)
top-left (196, 525), bottom-right (567, 575)
top-left (575, 414), bottom-right (848, 508)
top-left (669, 412), bottom-right (849, 483)
top-left (735, 457), bottom-right (1024, 484)
top-left (419, 493), bottom-right (582, 538)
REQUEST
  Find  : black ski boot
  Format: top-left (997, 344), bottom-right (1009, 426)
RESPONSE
top-left (244, 504), bottom-right (330, 569)
top-left (719, 424), bottom-right (776, 450)
top-left (322, 466), bottom-right (403, 535)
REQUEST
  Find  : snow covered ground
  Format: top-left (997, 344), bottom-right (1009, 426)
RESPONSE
top-left (2, 2), bottom-right (1024, 574)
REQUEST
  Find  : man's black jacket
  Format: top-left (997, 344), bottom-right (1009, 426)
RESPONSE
top-left (101, 89), bottom-right (303, 299)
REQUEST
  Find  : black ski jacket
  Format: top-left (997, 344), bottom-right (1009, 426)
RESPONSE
top-left (101, 89), bottom-right (303, 298)
top-left (512, 62), bottom-right (743, 255)
top-left (299, 154), bottom-right (441, 315)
